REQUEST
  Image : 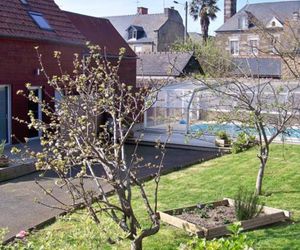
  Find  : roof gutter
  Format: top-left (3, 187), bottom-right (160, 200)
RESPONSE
top-left (0, 33), bottom-right (85, 46)
top-left (0, 35), bottom-right (137, 59)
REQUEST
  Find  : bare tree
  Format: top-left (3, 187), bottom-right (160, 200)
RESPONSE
top-left (16, 45), bottom-right (169, 250)
top-left (197, 78), bottom-right (300, 195)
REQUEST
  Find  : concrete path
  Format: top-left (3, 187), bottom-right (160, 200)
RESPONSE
top-left (0, 144), bottom-right (220, 242)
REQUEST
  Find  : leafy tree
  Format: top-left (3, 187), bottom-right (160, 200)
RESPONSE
top-left (189, 0), bottom-right (220, 43)
top-left (16, 45), bottom-right (168, 250)
top-left (171, 39), bottom-right (232, 77)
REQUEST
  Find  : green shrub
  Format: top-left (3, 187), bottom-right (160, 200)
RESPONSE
top-left (234, 187), bottom-right (264, 221)
top-left (171, 39), bottom-right (233, 78)
top-left (232, 132), bottom-right (257, 154)
top-left (179, 222), bottom-right (255, 250)
top-left (216, 131), bottom-right (229, 141)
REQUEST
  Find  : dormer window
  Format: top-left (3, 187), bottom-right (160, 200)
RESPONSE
top-left (266, 17), bottom-right (283, 28)
top-left (127, 25), bottom-right (145, 40)
top-left (29, 12), bottom-right (53, 31)
top-left (238, 15), bottom-right (248, 30)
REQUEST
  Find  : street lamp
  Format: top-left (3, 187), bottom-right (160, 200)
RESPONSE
top-left (174, 1), bottom-right (188, 43)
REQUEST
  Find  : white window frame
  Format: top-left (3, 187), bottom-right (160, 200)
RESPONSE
top-left (0, 85), bottom-right (12, 145)
top-left (28, 11), bottom-right (53, 31)
top-left (28, 86), bottom-right (42, 140)
top-left (229, 39), bottom-right (239, 56)
top-left (248, 38), bottom-right (259, 56)
top-left (134, 45), bottom-right (143, 53)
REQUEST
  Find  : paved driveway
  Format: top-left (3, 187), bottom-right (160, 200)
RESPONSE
top-left (0, 144), bottom-right (220, 242)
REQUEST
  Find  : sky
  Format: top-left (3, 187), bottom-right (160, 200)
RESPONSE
top-left (54, 0), bottom-right (293, 35)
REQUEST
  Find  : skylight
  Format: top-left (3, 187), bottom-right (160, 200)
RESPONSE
top-left (29, 12), bottom-right (53, 31)
top-left (20, 0), bottom-right (28, 4)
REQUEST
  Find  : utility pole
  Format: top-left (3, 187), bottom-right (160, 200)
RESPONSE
top-left (185, 1), bottom-right (188, 43)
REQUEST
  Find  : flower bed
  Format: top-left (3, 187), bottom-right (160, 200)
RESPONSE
top-left (158, 198), bottom-right (291, 239)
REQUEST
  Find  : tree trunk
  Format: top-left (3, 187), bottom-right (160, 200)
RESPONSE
top-left (255, 161), bottom-right (266, 195)
top-left (131, 238), bottom-right (143, 250)
top-left (256, 145), bottom-right (269, 195)
top-left (200, 16), bottom-right (209, 45)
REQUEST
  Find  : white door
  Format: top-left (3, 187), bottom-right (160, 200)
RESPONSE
top-left (0, 86), bottom-right (11, 144)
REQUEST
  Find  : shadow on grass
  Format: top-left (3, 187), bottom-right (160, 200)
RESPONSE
top-left (268, 190), bottom-right (300, 195)
top-left (247, 220), bottom-right (300, 250)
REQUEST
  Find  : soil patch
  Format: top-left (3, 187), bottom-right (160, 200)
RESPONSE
top-left (177, 205), bottom-right (237, 228)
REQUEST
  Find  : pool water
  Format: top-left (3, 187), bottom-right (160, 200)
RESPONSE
top-left (190, 123), bottom-right (300, 140)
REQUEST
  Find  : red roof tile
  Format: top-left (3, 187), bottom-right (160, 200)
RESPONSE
top-left (65, 12), bottom-right (136, 57)
top-left (0, 0), bottom-right (85, 44)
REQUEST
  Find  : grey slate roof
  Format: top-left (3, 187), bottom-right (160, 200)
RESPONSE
top-left (217, 1), bottom-right (300, 32)
top-left (137, 52), bottom-right (194, 76)
top-left (106, 13), bottom-right (168, 43)
top-left (188, 32), bottom-right (203, 43)
top-left (233, 58), bottom-right (282, 78)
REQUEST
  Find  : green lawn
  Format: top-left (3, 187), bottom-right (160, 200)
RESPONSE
top-left (16, 144), bottom-right (300, 249)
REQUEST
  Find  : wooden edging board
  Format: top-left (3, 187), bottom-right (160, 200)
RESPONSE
top-left (158, 198), bottom-right (291, 239)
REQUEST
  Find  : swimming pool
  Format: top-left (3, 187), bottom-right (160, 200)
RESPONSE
top-left (190, 123), bottom-right (300, 141)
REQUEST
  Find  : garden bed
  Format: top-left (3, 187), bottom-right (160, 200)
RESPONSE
top-left (158, 198), bottom-right (291, 239)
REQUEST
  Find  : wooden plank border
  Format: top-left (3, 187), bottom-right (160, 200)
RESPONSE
top-left (159, 198), bottom-right (291, 239)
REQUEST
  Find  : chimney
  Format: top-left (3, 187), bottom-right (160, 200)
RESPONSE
top-left (224, 0), bottom-right (237, 23)
top-left (164, 7), bottom-right (176, 17)
top-left (137, 7), bottom-right (148, 15)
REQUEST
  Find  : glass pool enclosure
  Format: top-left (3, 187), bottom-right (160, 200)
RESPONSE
top-left (144, 80), bottom-right (300, 143)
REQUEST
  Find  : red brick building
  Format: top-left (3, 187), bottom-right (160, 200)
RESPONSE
top-left (0, 0), bottom-right (136, 144)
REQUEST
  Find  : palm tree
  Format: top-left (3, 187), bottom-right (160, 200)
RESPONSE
top-left (190, 0), bottom-right (220, 43)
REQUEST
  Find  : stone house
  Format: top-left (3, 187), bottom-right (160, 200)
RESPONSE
top-left (106, 7), bottom-right (185, 53)
top-left (215, 0), bottom-right (300, 78)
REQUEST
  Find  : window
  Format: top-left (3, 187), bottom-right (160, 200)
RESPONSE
top-left (272, 21), bottom-right (276, 27)
top-left (238, 16), bottom-right (248, 30)
top-left (127, 26), bottom-right (145, 40)
top-left (20, 0), bottom-right (28, 4)
top-left (29, 12), bottom-right (53, 31)
top-left (230, 40), bottom-right (239, 56)
top-left (249, 39), bottom-right (259, 55)
top-left (134, 46), bottom-right (143, 53)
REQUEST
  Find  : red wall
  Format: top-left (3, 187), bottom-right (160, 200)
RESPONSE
top-left (0, 38), bottom-right (136, 143)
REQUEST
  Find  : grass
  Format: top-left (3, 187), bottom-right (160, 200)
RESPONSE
top-left (13, 144), bottom-right (300, 249)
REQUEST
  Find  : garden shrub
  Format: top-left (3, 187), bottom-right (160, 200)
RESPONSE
top-left (216, 131), bottom-right (229, 141)
top-left (232, 132), bottom-right (257, 154)
top-left (215, 131), bottom-right (232, 146)
top-left (179, 222), bottom-right (255, 250)
top-left (234, 187), bottom-right (264, 221)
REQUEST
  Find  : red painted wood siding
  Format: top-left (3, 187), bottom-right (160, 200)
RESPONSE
top-left (0, 38), bottom-right (136, 143)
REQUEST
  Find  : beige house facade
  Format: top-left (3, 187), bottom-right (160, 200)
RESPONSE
top-left (216, 0), bottom-right (300, 79)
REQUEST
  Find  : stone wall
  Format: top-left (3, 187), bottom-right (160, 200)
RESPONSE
top-left (157, 10), bottom-right (184, 52)
top-left (215, 29), bottom-right (284, 58)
